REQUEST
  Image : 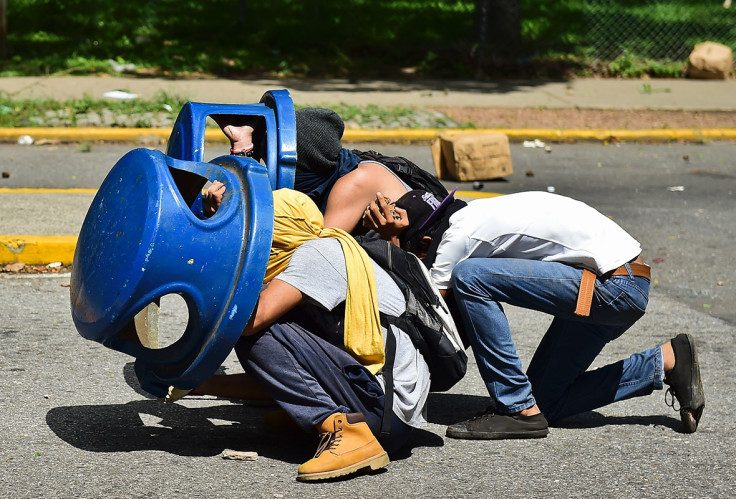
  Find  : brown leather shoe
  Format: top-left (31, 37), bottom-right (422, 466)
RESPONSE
top-left (297, 412), bottom-right (389, 481)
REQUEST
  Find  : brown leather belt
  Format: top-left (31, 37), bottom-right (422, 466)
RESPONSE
top-left (574, 256), bottom-right (651, 317)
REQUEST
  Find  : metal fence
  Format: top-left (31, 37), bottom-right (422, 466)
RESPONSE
top-left (585, 0), bottom-right (736, 61)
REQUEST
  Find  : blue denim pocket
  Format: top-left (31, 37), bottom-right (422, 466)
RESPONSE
top-left (609, 276), bottom-right (649, 312)
top-left (590, 276), bottom-right (649, 326)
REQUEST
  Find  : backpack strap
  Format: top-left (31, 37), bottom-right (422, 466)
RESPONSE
top-left (379, 314), bottom-right (396, 440)
top-left (355, 149), bottom-right (449, 199)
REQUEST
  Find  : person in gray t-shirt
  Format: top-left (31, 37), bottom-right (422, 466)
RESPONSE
top-left (274, 237), bottom-right (431, 429)
top-left (200, 189), bottom-right (430, 483)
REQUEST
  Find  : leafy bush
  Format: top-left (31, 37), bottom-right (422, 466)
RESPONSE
top-left (1, 0), bottom-right (733, 79)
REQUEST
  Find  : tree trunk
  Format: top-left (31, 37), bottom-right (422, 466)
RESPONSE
top-left (1, 0), bottom-right (7, 60)
top-left (474, 0), bottom-right (521, 73)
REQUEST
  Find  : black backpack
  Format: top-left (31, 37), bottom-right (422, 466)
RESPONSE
top-left (355, 150), bottom-right (449, 201)
top-left (355, 233), bottom-right (468, 393)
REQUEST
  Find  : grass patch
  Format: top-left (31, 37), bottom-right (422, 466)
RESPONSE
top-left (0, 91), bottom-right (190, 127)
top-left (0, 94), bottom-right (456, 129)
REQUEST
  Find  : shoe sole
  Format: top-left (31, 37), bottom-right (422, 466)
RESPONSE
top-left (680, 334), bottom-right (705, 433)
top-left (445, 427), bottom-right (549, 440)
top-left (296, 453), bottom-right (390, 482)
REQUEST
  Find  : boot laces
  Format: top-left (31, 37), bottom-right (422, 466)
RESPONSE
top-left (468, 407), bottom-right (496, 422)
top-left (312, 427), bottom-right (343, 459)
top-left (665, 387), bottom-right (680, 411)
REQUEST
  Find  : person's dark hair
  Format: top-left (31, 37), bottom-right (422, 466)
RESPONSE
top-left (401, 197), bottom-right (469, 263)
top-left (400, 217), bottom-right (442, 254)
top-left (395, 188), bottom-right (459, 254)
top-left (295, 107), bottom-right (344, 174)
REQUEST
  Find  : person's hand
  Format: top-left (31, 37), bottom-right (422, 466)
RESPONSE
top-left (203, 180), bottom-right (226, 217)
top-left (361, 192), bottom-right (409, 246)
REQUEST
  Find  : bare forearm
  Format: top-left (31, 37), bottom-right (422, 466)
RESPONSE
top-left (242, 279), bottom-right (304, 336)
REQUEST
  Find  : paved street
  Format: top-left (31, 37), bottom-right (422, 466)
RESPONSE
top-left (1, 141), bottom-right (734, 497)
top-left (3, 141), bottom-right (734, 324)
top-left (1, 272), bottom-right (733, 497)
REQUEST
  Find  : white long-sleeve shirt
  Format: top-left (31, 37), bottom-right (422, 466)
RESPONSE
top-left (430, 192), bottom-right (642, 289)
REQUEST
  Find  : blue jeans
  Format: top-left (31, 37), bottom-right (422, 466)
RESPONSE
top-left (451, 258), bottom-right (663, 423)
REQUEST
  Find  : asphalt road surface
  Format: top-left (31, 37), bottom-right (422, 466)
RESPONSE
top-left (1, 142), bottom-right (734, 497)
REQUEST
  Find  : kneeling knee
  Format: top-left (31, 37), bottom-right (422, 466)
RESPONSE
top-left (450, 260), bottom-right (485, 295)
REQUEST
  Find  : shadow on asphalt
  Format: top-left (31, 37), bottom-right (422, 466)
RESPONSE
top-left (553, 411), bottom-right (682, 432)
top-left (46, 362), bottom-right (446, 463)
top-left (261, 78), bottom-right (562, 95)
top-left (426, 392), bottom-right (683, 432)
top-left (46, 400), bottom-right (446, 463)
top-left (426, 392), bottom-right (490, 426)
top-left (46, 400), bottom-right (311, 462)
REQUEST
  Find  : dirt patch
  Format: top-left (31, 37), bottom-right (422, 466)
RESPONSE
top-left (432, 107), bottom-right (736, 130)
top-left (2, 262), bottom-right (71, 275)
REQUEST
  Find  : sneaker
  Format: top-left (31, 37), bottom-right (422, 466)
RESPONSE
top-left (665, 333), bottom-right (705, 433)
top-left (446, 407), bottom-right (549, 440)
top-left (297, 412), bottom-right (389, 481)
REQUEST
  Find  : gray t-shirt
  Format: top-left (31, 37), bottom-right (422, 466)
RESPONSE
top-left (275, 238), bottom-right (430, 428)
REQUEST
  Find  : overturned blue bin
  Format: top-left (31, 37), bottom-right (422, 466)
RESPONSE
top-left (70, 90), bottom-right (296, 398)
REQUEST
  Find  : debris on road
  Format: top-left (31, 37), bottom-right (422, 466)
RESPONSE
top-left (523, 139), bottom-right (546, 148)
top-left (3, 262), bottom-right (26, 272)
top-left (222, 450), bottom-right (258, 461)
top-left (1, 263), bottom-right (71, 274)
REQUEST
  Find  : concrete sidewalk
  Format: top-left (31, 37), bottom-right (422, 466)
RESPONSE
top-left (2, 75), bottom-right (736, 144)
top-left (3, 75), bottom-right (736, 110)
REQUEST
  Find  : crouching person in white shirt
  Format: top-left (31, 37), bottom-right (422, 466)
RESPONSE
top-left (362, 190), bottom-right (704, 440)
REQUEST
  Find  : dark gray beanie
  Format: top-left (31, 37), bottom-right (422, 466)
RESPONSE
top-left (295, 107), bottom-right (345, 174)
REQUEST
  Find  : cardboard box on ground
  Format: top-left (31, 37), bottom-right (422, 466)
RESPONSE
top-left (431, 133), bottom-right (513, 181)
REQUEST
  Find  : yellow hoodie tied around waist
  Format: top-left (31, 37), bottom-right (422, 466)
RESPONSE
top-left (264, 189), bottom-right (384, 374)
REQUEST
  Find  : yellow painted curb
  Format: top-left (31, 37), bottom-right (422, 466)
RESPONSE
top-left (343, 128), bottom-right (736, 142)
top-left (0, 188), bottom-right (97, 194)
top-left (455, 190), bottom-right (503, 199)
top-left (0, 128), bottom-right (232, 143)
top-left (1, 235), bottom-right (77, 265)
top-left (1, 127), bottom-right (736, 144)
top-left (0, 127), bottom-right (172, 142)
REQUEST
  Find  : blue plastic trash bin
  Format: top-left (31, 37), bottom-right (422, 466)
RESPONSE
top-left (70, 149), bottom-right (274, 398)
top-left (71, 90), bottom-right (298, 397)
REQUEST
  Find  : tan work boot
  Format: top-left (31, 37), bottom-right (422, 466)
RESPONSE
top-left (297, 412), bottom-right (389, 481)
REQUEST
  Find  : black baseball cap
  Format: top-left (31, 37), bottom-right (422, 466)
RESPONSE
top-left (395, 187), bottom-right (458, 241)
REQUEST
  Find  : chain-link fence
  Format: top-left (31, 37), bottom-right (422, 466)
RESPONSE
top-left (585, 0), bottom-right (736, 61)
